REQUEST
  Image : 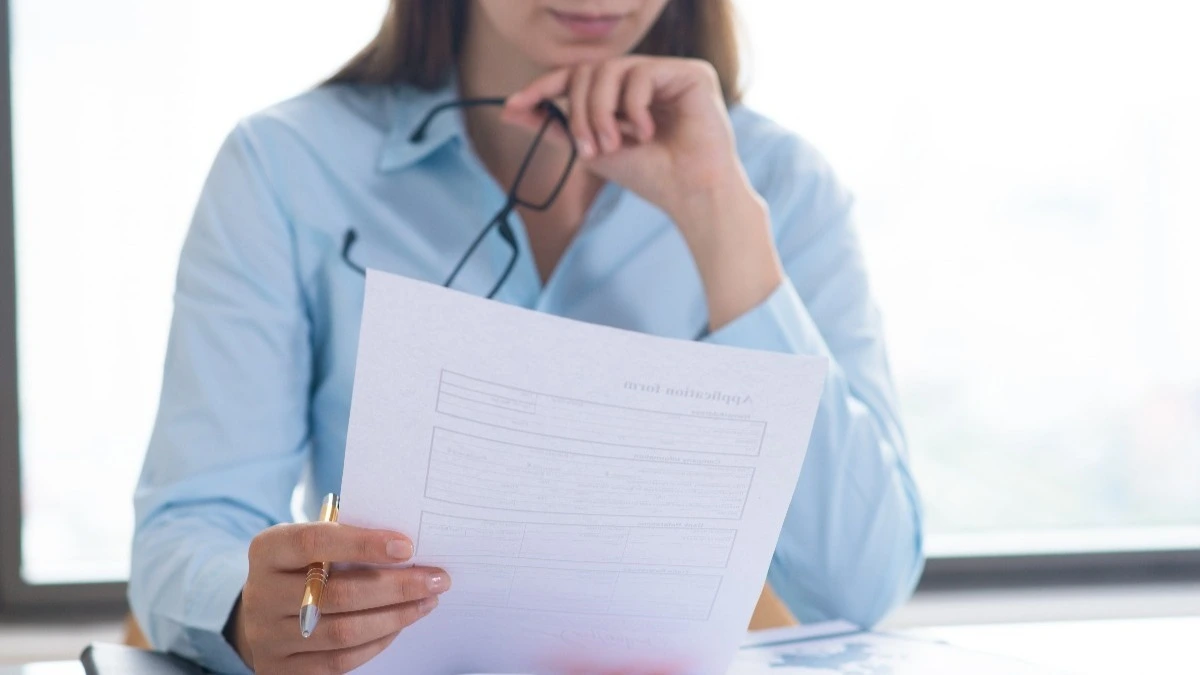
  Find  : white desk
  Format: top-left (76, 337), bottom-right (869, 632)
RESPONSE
top-left (0, 664), bottom-right (81, 675)
top-left (2, 616), bottom-right (1196, 674)
top-left (913, 616), bottom-right (1199, 673)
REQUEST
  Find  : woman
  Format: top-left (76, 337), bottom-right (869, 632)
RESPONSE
top-left (130, 1), bottom-right (924, 673)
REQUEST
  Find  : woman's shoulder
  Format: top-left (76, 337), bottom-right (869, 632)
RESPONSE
top-left (728, 104), bottom-right (853, 219)
top-left (728, 104), bottom-right (842, 187)
top-left (210, 83), bottom-right (413, 186)
top-left (232, 83), bottom-right (398, 153)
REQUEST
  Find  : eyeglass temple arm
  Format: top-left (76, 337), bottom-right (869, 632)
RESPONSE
top-left (408, 97), bottom-right (570, 143)
top-left (342, 230), bottom-right (366, 275)
top-left (444, 213), bottom-right (508, 289)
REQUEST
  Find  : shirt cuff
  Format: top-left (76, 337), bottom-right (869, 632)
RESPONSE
top-left (183, 547), bottom-right (253, 675)
top-left (703, 280), bottom-right (831, 357)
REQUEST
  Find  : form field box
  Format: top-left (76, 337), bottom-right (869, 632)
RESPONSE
top-left (418, 512), bottom-right (735, 568)
top-left (425, 428), bottom-right (754, 519)
top-left (441, 563), bottom-right (721, 620)
top-left (437, 370), bottom-right (766, 456)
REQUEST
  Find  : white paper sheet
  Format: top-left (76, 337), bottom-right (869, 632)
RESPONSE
top-left (340, 271), bottom-right (828, 675)
top-left (741, 621), bottom-right (863, 649)
top-left (731, 623), bottom-right (1063, 674)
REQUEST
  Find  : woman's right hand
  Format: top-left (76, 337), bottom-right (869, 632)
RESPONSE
top-left (229, 522), bottom-right (450, 674)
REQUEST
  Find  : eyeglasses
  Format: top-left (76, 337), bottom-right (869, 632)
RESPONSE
top-left (342, 97), bottom-right (577, 299)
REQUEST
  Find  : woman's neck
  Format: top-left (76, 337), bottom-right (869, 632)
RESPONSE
top-left (458, 6), bottom-right (594, 198)
top-left (458, 8), bottom-right (545, 100)
top-left (457, 5), bottom-right (553, 174)
top-left (456, 5), bottom-right (604, 284)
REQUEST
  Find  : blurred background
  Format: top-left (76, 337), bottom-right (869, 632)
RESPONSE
top-left (1, 0), bottom-right (1198, 670)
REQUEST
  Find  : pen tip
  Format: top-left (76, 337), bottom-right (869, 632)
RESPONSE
top-left (300, 604), bottom-right (321, 639)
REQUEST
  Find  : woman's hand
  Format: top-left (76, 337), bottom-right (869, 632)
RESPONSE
top-left (504, 56), bottom-right (737, 220)
top-left (229, 523), bottom-right (450, 674)
top-left (503, 56), bottom-right (785, 330)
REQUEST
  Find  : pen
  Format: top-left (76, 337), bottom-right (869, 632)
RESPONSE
top-left (300, 493), bottom-right (340, 638)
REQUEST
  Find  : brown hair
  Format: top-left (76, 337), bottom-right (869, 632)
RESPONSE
top-left (327, 0), bottom-right (741, 103)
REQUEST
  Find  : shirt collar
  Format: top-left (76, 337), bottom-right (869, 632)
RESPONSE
top-left (377, 73), bottom-right (466, 173)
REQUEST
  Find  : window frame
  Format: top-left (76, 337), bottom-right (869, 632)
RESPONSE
top-left (919, 550), bottom-right (1200, 592)
top-left (0, 0), bottom-right (126, 616)
top-left (1, 0), bottom-right (1197, 619)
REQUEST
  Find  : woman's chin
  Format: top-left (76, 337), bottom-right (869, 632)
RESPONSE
top-left (532, 43), bottom-right (631, 69)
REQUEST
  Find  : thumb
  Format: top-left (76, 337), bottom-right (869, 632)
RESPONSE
top-left (499, 104), bottom-right (546, 134)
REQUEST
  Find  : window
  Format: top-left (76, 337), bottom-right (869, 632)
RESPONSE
top-left (3, 0), bottom-right (1198, 605)
top-left (740, 0), bottom-right (1200, 557)
top-left (4, 0), bottom-right (389, 592)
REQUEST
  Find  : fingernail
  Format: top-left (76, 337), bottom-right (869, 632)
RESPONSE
top-left (577, 138), bottom-right (594, 158)
top-left (427, 573), bottom-right (451, 593)
top-left (600, 131), bottom-right (617, 152)
top-left (419, 597), bottom-right (439, 615)
top-left (386, 539), bottom-right (413, 560)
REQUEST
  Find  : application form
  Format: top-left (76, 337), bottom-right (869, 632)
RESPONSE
top-left (340, 271), bottom-right (828, 674)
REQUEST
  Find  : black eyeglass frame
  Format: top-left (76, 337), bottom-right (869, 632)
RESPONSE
top-left (342, 97), bottom-right (577, 300)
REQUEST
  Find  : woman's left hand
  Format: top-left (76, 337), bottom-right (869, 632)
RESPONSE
top-left (503, 56), bottom-right (785, 331)
top-left (503, 56), bottom-right (743, 225)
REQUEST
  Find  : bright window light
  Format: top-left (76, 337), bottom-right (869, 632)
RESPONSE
top-left (12, 0), bottom-right (1199, 585)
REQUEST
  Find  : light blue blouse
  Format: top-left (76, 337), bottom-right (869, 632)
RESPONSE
top-left (130, 79), bottom-right (924, 673)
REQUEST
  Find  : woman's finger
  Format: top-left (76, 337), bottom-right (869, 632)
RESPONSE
top-left (253, 522), bottom-right (413, 571)
top-left (567, 64), bottom-right (597, 157)
top-left (290, 597), bottom-right (438, 654)
top-left (321, 566), bottom-right (450, 615)
top-left (622, 63), bottom-right (657, 142)
top-left (589, 60), bottom-right (631, 153)
top-left (499, 104), bottom-right (547, 133)
top-left (502, 67), bottom-right (572, 133)
top-left (255, 566), bottom-right (449, 617)
top-left (283, 630), bottom-right (402, 675)
top-left (506, 67), bottom-right (572, 111)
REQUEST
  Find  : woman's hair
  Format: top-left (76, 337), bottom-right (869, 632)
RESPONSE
top-left (327, 0), bottom-right (741, 104)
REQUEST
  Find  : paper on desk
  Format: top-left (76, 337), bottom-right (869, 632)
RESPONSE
top-left (730, 622), bottom-right (1065, 674)
top-left (340, 271), bottom-right (828, 675)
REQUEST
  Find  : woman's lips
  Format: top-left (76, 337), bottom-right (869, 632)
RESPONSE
top-left (548, 9), bottom-right (624, 39)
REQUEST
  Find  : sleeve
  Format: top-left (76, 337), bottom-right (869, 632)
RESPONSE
top-left (128, 121), bottom-right (312, 674)
top-left (703, 135), bottom-right (925, 628)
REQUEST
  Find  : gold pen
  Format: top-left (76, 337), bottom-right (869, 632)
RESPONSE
top-left (300, 493), bottom-right (340, 638)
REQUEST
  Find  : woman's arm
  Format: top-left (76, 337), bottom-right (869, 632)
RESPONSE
top-left (701, 132), bottom-right (925, 626)
top-left (130, 123), bottom-right (449, 674)
top-left (507, 58), bottom-right (924, 627)
top-left (674, 133), bottom-right (924, 626)
top-left (129, 122), bottom-right (313, 673)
